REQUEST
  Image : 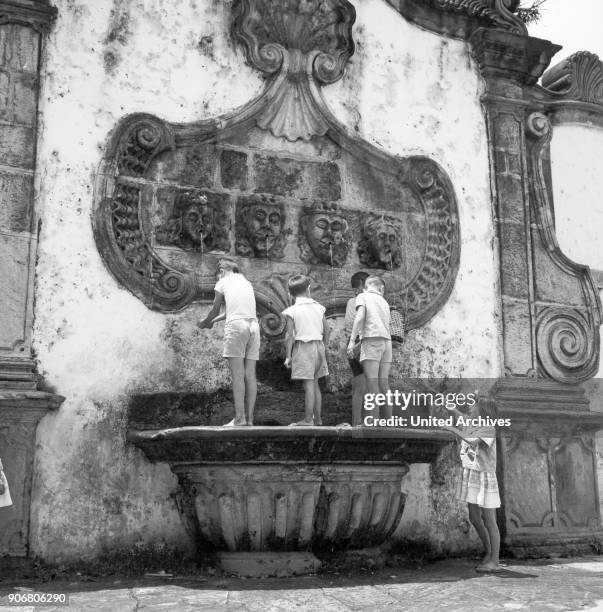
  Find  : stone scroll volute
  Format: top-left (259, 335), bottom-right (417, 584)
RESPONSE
top-left (92, 0), bottom-right (461, 334)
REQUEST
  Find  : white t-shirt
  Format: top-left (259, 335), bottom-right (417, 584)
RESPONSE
top-left (355, 290), bottom-right (390, 340)
top-left (282, 297), bottom-right (325, 342)
top-left (214, 273), bottom-right (256, 323)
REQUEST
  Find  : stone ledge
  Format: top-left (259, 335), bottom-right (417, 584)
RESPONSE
top-left (127, 425), bottom-right (454, 465)
top-left (0, 389), bottom-right (64, 411)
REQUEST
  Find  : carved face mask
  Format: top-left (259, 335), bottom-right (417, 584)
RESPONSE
top-left (248, 203), bottom-right (282, 254)
top-left (182, 204), bottom-right (215, 244)
top-left (372, 221), bottom-right (399, 267)
top-left (306, 212), bottom-right (347, 261)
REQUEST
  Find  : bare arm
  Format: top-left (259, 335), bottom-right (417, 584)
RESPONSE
top-left (347, 305), bottom-right (366, 355)
top-left (322, 314), bottom-right (330, 346)
top-left (198, 291), bottom-right (225, 329)
top-left (284, 316), bottom-right (294, 369)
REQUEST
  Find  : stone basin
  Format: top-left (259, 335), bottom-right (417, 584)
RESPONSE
top-left (128, 426), bottom-right (453, 575)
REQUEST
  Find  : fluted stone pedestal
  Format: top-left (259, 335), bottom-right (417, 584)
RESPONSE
top-left (129, 426), bottom-right (451, 576)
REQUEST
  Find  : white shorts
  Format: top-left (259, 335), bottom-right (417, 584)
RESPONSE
top-left (360, 338), bottom-right (392, 363)
top-left (223, 318), bottom-right (260, 360)
top-left (291, 340), bottom-right (328, 380)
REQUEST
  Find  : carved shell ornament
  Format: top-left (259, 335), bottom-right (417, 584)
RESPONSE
top-left (92, 0), bottom-right (460, 335)
top-left (541, 51), bottom-right (603, 106)
top-left (232, 0), bottom-right (355, 141)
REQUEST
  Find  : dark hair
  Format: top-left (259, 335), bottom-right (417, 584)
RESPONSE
top-left (365, 275), bottom-right (385, 291)
top-left (288, 274), bottom-right (311, 297)
top-left (478, 396), bottom-right (498, 419)
top-left (217, 258), bottom-right (239, 273)
top-left (351, 271), bottom-right (369, 290)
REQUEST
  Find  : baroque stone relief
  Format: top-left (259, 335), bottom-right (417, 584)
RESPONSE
top-left (92, 0), bottom-right (460, 332)
top-left (156, 190), bottom-right (231, 253)
top-left (298, 203), bottom-right (351, 267)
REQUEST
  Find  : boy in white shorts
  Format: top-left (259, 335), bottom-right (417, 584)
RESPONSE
top-left (283, 275), bottom-right (330, 426)
top-left (199, 258), bottom-right (259, 426)
top-left (347, 275), bottom-right (392, 420)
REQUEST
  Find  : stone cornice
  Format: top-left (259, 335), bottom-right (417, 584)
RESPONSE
top-left (470, 28), bottom-right (561, 86)
top-left (386, 0), bottom-right (526, 40)
top-left (0, 0), bottom-right (57, 33)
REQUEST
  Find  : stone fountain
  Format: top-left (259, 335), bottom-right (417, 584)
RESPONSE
top-left (97, 0), bottom-right (463, 574)
top-left (128, 423), bottom-right (452, 575)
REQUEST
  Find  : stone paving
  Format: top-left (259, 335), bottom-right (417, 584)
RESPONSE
top-left (1, 557), bottom-right (603, 612)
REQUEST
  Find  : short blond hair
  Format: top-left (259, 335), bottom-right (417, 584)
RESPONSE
top-left (365, 275), bottom-right (385, 292)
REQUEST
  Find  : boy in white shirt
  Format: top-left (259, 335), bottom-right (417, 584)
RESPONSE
top-left (199, 258), bottom-right (259, 426)
top-left (283, 275), bottom-right (330, 426)
top-left (344, 271), bottom-right (369, 425)
top-left (347, 275), bottom-right (392, 420)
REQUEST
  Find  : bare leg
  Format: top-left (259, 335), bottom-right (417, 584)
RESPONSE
top-left (226, 357), bottom-right (246, 425)
top-left (290, 380), bottom-right (315, 425)
top-left (468, 503), bottom-right (491, 562)
top-left (244, 358), bottom-right (257, 425)
top-left (351, 373), bottom-right (366, 426)
top-left (477, 508), bottom-right (501, 570)
top-left (362, 360), bottom-right (380, 421)
top-left (313, 379), bottom-right (322, 425)
top-left (378, 360), bottom-right (392, 419)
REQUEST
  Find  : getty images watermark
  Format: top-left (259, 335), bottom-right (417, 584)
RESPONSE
top-left (362, 389), bottom-right (512, 428)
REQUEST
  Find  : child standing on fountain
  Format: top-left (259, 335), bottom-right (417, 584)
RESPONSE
top-left (445, 397), bottom-right (501, 572)
top-left (347, 275), bottom-right (392, 420)
top-left (199, 258), bottom-right (259, 427)
top-left (283, 275), bottom-right (330, 426)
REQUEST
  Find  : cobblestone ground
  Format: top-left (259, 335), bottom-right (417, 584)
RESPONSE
top-left (1, 557), bottom-right (603, 612)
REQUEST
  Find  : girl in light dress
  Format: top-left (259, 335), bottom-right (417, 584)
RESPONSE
top-left (0, 457), bottom-right (12, 508)
top-left (446, 397), bottom-right (501, 572)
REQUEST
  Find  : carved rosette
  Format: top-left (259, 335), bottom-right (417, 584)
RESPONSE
top-left (232, 0), bottom-right (355, 141)
top-left (525, 112), bottom-right (601, 383)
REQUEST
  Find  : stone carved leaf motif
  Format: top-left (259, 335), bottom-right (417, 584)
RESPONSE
top-left (542, 52), bottom-right (603, 106)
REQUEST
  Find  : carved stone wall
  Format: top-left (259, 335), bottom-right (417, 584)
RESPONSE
top-left (0, 0), bottom-right (64, 560)
top-left (0, 9), bottom-right (51, 387)
top-left (30, 0), bottom-right (498, 561)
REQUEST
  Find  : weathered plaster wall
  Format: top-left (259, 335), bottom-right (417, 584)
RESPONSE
top-left (550, 125), bottom-right (603, 276)
top-left (550, 124), bottom-right (603, 383)
top-left (549, 123), bottom-right (603, 512)
top-left (31, 0), bottom-right (497, 561)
